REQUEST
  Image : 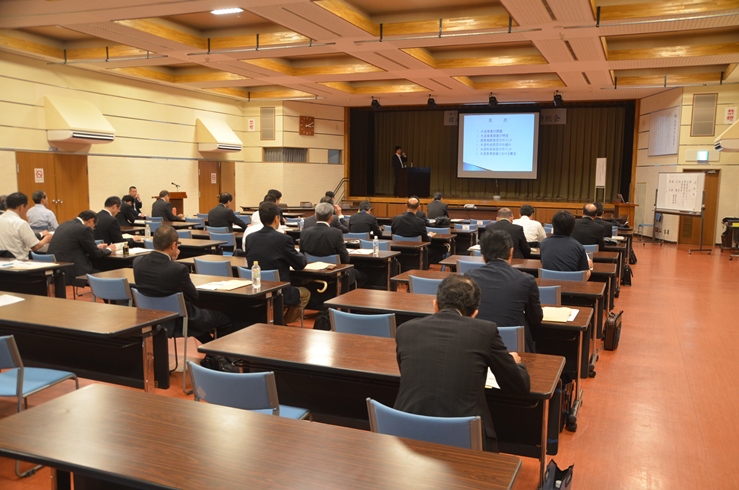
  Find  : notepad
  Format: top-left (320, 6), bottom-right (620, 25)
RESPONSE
top-left (2, 261), bottom-right (54, 269)
top-left (304, 262), bottom-right (336, 271)
top-left (542, 307), bottom-right (578, 323)
top-left (468, 244), bottom-right (481, 251)
top-left (0, 294), bottom-right (24, 307)
top-left (114, 248), bottom-right (149, 255)
top-left (349, 249), bottom-right (374, 255)
top-left (485, 368), bottom-right (500, 390)
top-left (196, 279), bottom-right (252, 291)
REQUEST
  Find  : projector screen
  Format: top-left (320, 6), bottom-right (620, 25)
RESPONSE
top-left (457, 112), bottom-right (540, 179)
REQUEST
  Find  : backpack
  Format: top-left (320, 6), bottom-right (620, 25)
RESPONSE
top-left (313, 309), bottom-right (331, 331)
top-left (435, 216), bottom-right (451, 227)
top-left (621, 264), bottom-right (633, 286)
top-left (629, 249), bottom-right (637, 264)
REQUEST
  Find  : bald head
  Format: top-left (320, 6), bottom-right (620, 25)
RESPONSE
top-left (583, 203), bottom-right (597, 218)
top-left (497, 208), bottom-right (513, 220)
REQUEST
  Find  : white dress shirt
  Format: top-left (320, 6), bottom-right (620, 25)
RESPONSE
top-left (513, 215), bottom-right (547, 243)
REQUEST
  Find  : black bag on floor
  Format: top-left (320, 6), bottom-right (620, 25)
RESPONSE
top-left (604, 310), bottom-right (623, 351)
top-left (621, 264), bottom-right (633, 286)
top-left (543, 460), bottom-right (573, 490)
top-left (629, 249), bottom-right (637, 264)
top-left (313, 309), bottom-right (331, 331)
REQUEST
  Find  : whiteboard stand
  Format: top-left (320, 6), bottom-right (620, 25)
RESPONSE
top-left (689, 191), bottom-right (710, 255)
top-left (655, 191), bottom-right (711, 255)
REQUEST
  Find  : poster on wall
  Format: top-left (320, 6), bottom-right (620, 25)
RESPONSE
top-left (648, 106), bottom-right (680, 156)
top-left (724, 107), bottom-right (736, 125)
top-left (34, 168), bottom-right (44, 183)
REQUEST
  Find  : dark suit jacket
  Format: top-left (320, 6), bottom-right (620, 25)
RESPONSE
top-left (427, 200), bottom-right (449, 219)
top-left (245, 226), bottom-right (306, 306)
top-left (303, 215), bottom-right (348, 233)
top-left (151, 199), bottom-right (183, 221)
top-left (208, 204), bottom-right (248, 232)
top-left (48, 219), bottom-right (110, 276)
top-left (572, 217), bottom-right (606, 250)
top-left (391, 212), bottom-right (429, 241)
top-left (594, 217), bottom-right (613, 239)
top-left (392, 153), bottom-right (407, 172)
top-left (94, 210), bottom-right (128, 245)
top-left (132, 198), bottom-right (143, 215)
top-left (299, 223), bottom-right (349, 264)
top-left (465, 260), bottom-right (543, 352)
top-left (394, 310), bottom-right (531, 451)
top-left (348, 211), bottom-right (382, 238)
top-left (116, 202), bottom-right (138, 226)
top-left (489, 219), bottom-right (531, 259)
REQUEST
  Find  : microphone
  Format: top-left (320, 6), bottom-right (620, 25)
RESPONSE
top-left (171, 182), bottom-right (181, 190)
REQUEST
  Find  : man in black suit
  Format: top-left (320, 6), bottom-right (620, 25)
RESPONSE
top-left (391, 197), bottom-right (429, 241)
top-left (267, 189), bottom-right (286, 225)
top-left (540, 210), bottom-right (592, 280)
top-left (48, 210), bottom-right (115, 277)
top-left (571, 203), bottom-right (606, 250)
top-left (151, 190), bottom-right (184, 221)
top-left (303, 196), bottom-right (349, 233)
top-left (300, 202), bottom-right (365, 289)
top-left (392, 145), bottom-right (407, 196)
top-left (116, 195), bottom-right (139, 226)
top-left (245, 202), bottom-right (310, 324)
top-left (593, 201), bottom-right (614, 239)
top-left (410, 195), bottom-right (428, 223)
top-left (348, 200), bottom-right (382, 238)
top-left (488, 208), bottom-right (531, 259)
top-left (128, 186), bottom-right (144, 215)
top-left (133, 226), bottom-right (236, 368)
top-left (208, 192), bottom-right (248, 232)
top-left (427, 192), bottom-right (449, 219)
top-left (465, 230), bottom-right (542, 352)
top-left (394, 274), bottom-right (531, 452)
top-left (94, 196), bottom-right (133, 248)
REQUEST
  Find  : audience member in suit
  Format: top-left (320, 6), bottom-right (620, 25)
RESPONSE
top-left (394, 274), bottom-right (531, 452)
top-left (94, 196), bottom-right (134, 247)
top-left (410, 195), bottom-right (428, 224)
top-left (151, 190), bottom-right (184, 221)
top-left (593, 201), bottom-right (614, 239)
top-left (391, 197), bottom-right (429, 241)
top-left (208, 193), bottom-right (248, 232)
top-left (133, 225), bottom-right (236, 369)
top-left (488, 208), bottom-right (531, 259)
top-left (267, 189), bottom-right (286, 225)
top-left (26, 190), bottom-right (59, 232)
top-left (48, 210), bottom-right (115, 277)
top-left (348, 200), bottom-right (382, 238)
top-left (571, 203), bottom-right (606, 251)
top-left (116, 195), bottom-right (139, 226)
top-left (540, 210), bottom-right (592, 280)
top-left (427, 192), bottom-right (449, 219)
top-left (303, 196), bottom-right (349, 233)
top-left (300, 202), bottom-right (366, 289)
top-left (513, 204), bottom-right (547, 246)
top-left (245, 202), bottom-right (310, 324)
top-left (465, 230), bottom-right (542, 352)
top-left (0, 192), bottom-right (52, 259)
top-left (392, 145), bottom-right (408, 196)
top-left (129, 186), bottom-right (144, 216)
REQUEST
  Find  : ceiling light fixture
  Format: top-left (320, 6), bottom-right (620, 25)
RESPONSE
top-left (211, 8), bottom-right (244, 15)
top-left (553, 91), bottom-right (563, 107)
top-left (427, 95), bottom-right (437, 109)
top-left (371, 97), bottom-right (381, 110)
top-left (488, 93), bottom-right (498, 108)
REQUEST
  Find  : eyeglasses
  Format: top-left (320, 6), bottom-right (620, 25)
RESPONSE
top-left (176, 241), bottom-right (181, 247)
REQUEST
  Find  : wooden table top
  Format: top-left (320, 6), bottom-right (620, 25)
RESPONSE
top-left (0, 292), bottom-right (175, 336)
top-left (190, 229), bottom-right (245, 240)
top-left (324, 289), bottom-right (592, 332)
top-left (390, 241), bottom-right (430, 249)
top-left (0, 384), bottom-right (521, 489)
top-left (0, 259), bottom-right (73, 274)
top-left (348, 250), bottom-right (401, 260)
top-left (202, 324), bottom-right (565, 400)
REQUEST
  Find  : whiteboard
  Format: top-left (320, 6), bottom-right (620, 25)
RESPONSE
top-left (648, 106), bottom-right (680, 156)
top-left (656, 172), bottom-right (705, 214)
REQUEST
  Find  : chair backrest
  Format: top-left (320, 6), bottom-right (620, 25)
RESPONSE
top-left (145, 221), bottom-right (161, 233)
top-left (360, 239), bottom-right (389, 251)
top-left (143, 239), bottom-right (154, 250)
top-left (240, 215), bottom-right (251, 225)
top-left (366, 398), bottom-right (482, 450)
top-left (474, 219), bottom-right (492, 227)
top-left (471, 249), bottom-right (482, 257)
top-left (285, 217), bottom-right (302, 225)
top-left (185, 217), bottom-right (204, 229)
top-left (94, 239), bottom-right (104, 245)
top-left (86, 275), bottom-right (133, 305)
top-left (237, 267), bottom-right (280, 282)
top-left (188, 362), bottom-right (280, 415)
top-left (386, 225), bottom-right (391, 235)
top-left (497, 326), bottom-right (525, 353)
top-left (426, 227), bottom-right (449, 234)
top-left (456, 259), bottom-right (484, 273)
top-left (582, 244), bottom-right (598, 254)
top-left (176, 229), bottom-right (192, 239)
top-left (392, 234), bottom-right (421, 242)
top-left (408, 275), bottom-right (443, 295)
top-left (543, 223), bottom-right (553, 234)
top-left (0, 335), bottom-right (23, 371)
top-left (454, 223), bottom-right (477, 231)
top-left (539, 268), bottom-right (587, 281)
top-left (30, 252), bottom-right (56, 262)
top-left (538, 285), bottom-right (562, 306)
top-left (611, 225), bottom-right (618, 237)
top-left (305, 253), bottom-right (340, 264)
top-left (193, 258), bottom-right (232, 277)
top-left (209, 232), bottom-right (236, 248)
top-left (206, 226), bottom-right (229, 233)
top-left (197, 213), bottom-right (209, 219)
top-left (329, 309), bottom-right (396, 338)
top-left (147, 216), bottom-right (163, 222)
top-left (131, 289), bottom-right (187, 318)
top-left (345, 232), bottom-right (370, 240)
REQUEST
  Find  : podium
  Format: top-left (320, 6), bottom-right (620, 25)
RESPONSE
top-left (397, 168), bottom-right (430, 198)
top-left (170, 192), bottom-right (187, 215)
top-left (613, 201), bottom-right (637, 227)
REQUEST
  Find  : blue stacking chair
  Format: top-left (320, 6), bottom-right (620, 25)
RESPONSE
top-left (147, 217), bottom-right (163, 222)
top-left (497, 326), bottom-right (525, 353)
top-left (582, 244), bottom-right (598, 254)
top-left (144, 239), bottom-right (154, 249)
top-left (30, 252), bottom-right (55, 262)
top-left (426, 227), bottom-right (449, 234)
top-left (193, 258), bottom-right (232, 277)
top-left (188, 363), bottom-right (310, 420)
top-left (206, 226), bottom-right (229, 233)
top-left (611, 225), bottom-right (618, 237)
top-left (408, 275), bottom-right (443, 295)
top-left (176, 229), bottom-right (192, 239)
top-left (543, 223), bottom-right (553, 234)
top-left (471, 249), bottom-right (482, 256)
top-left (366, 398), bottom-right (482, 450)
top-left (285, 218), bottom-right (302, 226)
top-left (209, 232), bottom-right (236, 256)
top-left (539, 268), bottom-right (587, 281)
top-left (454, 223), bottom-right (477, 231)
top-left (456, 259), bottom-right (484, 273)
top-left (345, 232), bottom-right (370, 240)
top-left (0, 335), bottom-right (79, 477)
top-left (474, 219), bottom-right (493, 227)
top-left (185, 217), bottom-right (204, 229)
top-left (305, 253), bottom-right (340, 264)
top-left (237, 267), bottom-right (280, 282)
top-left (538, 285), bottom-right (562, 306)
top-left (392, 234), bottom-right (421, 242)
top-left (360, 239), bottom-right (389, 251)
top-left (145, 221), bottom-right (161, 233)
top-left (329, 309), bottom-right (396, 338)
top-left (86, 274), bottom-right (134, 306)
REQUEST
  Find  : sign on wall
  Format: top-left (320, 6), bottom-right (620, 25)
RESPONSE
top-left (34, 168), bottom-right (44, 183)
top-left (211, 173), bottom-right (217, 184)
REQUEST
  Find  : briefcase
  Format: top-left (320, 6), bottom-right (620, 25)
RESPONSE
top-left (603, 310), bottom-right (623, 351)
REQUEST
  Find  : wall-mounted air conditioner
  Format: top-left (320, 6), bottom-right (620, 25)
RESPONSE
top-left (196, 118), bottom-right (242, 153)
top-left (45, 96), bottom-right (115, 144)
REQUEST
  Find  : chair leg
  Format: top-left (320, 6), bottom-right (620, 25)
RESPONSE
top-left (181, 321), bottom-right (192, 396)
top-left (16, 460), bottom-right (42, 478)
top-left (170, 337), bottom-right (179, 374)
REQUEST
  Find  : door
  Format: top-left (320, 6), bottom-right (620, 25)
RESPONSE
top-left (198, 161), bottom-right (220, 213)
top-left (678, 170), bottom-right (719, 247)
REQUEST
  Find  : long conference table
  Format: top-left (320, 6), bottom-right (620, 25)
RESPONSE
top-left (200, 324), bottom-right (565, 488)
top-left (0, 384), bottom-right (523, 489)
top-left (0, 258), bottom-right (71, 298)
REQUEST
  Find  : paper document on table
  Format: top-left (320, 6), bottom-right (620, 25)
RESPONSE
top-left (608, 236), bottom-right (625, 241)
top-left (304, 262), bottom-right (336, 271)
top-left (349, 249), bottom-right (374, 255)
top-left (5, 261), bottom-right (54, 269)
top-left (485, 368), bottom-right (500, 389)
top-left (122, 234), bottom-right (134, 239)
top-left (196, 279), bottom-right (252, 291)
top-left (0, 294), bottom-right (24, 307)
top-left (114, 248), bottom-right (149, 255)
top-left (542, 307), bottom-right (574, 323)
top-left (468, 244), bottom-right (480, 251)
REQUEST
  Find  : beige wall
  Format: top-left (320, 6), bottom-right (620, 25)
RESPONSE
top-left (0, 51), bottom-right (345, 214)
top-left (635, 86), bottom-right (739, 244)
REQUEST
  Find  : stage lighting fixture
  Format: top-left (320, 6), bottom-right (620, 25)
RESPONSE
top-left (427, 95), bottom-right (437, 109)
top-left (371, 97), bottom-right (381, 110)
top-left (488, 93), bottom-right (498, 108)
top-left (553, 92), bottom-right (563, 107)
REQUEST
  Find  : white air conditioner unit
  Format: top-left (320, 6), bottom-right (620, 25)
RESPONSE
top-left (198, 143), bottom-right (242, 152)
top-left (45, 96), bottom-right (115, 145)
top-left (714, 120), bottom-right (739, 151)
top-left (47, 130), bottom-right (115, 144)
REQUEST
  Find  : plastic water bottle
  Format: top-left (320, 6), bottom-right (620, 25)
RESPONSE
top-left (299, 217), bottom-right (304, 231)
top-left (372, 236), bottom-right (379, 256)
top-left (251, 261), bottom-right (261, 289)
top-left (144, 222), bottom-right (151, 239)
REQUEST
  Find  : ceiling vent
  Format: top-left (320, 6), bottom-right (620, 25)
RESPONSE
top-left (45, 96), bottom-right (115, 144)
top-left (196, 118), bottom-right (242, 153)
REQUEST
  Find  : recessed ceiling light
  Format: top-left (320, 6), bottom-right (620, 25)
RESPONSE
top-left (211, 8), bottom-right (244, 15)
